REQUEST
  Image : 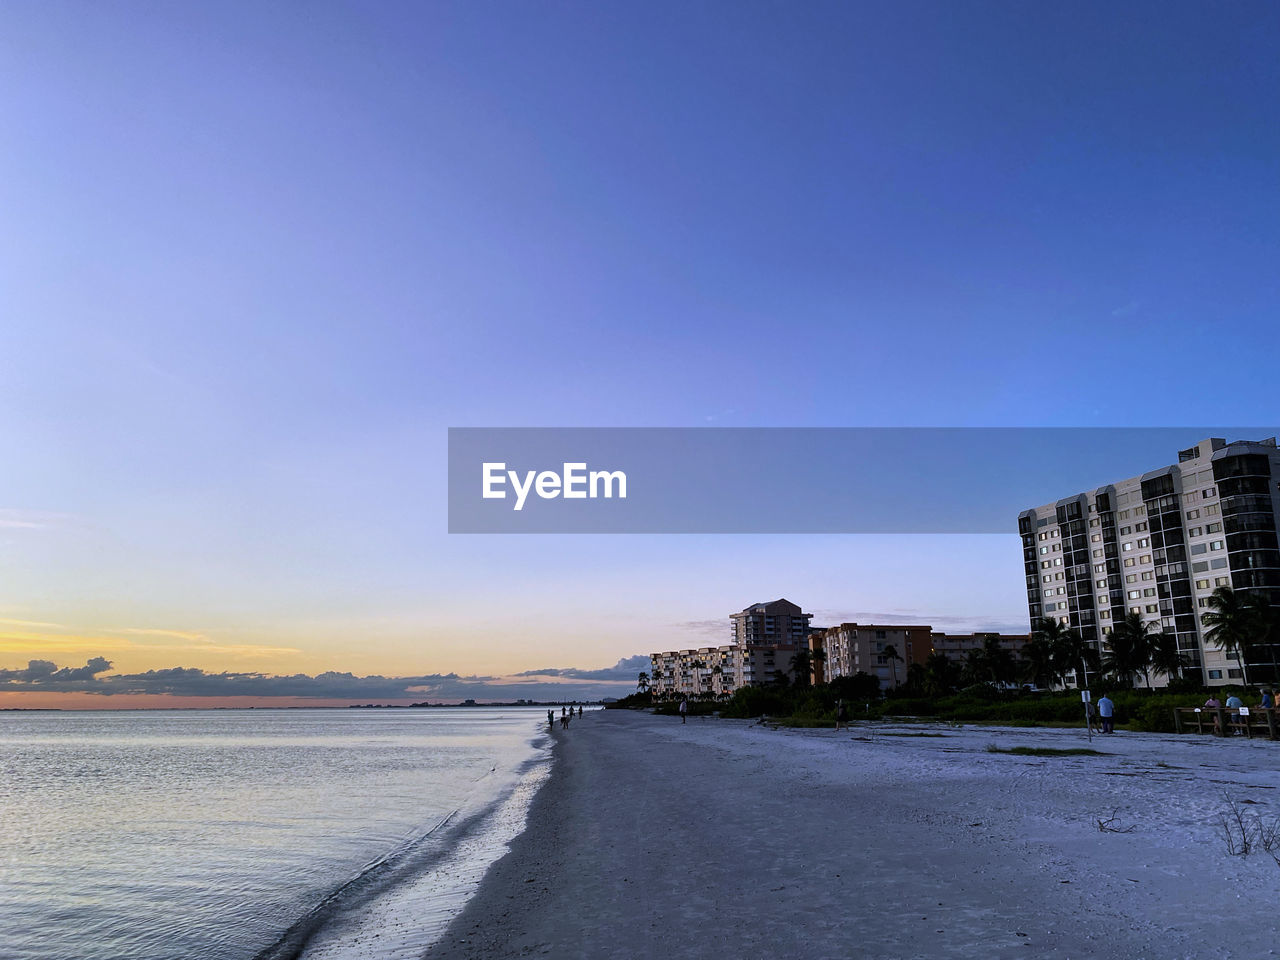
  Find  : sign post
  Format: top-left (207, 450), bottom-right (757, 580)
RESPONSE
top-left (1082, 689), bottom-right (1093, 742)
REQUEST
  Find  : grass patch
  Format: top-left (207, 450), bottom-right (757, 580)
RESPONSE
top-left (881, 732), bottom-right (947, 738)
top-left (986, 744), bottom-right (1109, 757)
top-left (765, 717), bottom-right (833, 728)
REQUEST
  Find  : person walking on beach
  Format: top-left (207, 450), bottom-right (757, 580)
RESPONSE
top-left (577, 705), bottom-right (583, 718)
top-left (835, 699), bottom-right (848, 732)
top-left (548, 709), bottom-right (554, 731)
top-left (679, 698), bottom-right (688, 724)
top-left (1096, 694), bottom-right (1115, 734)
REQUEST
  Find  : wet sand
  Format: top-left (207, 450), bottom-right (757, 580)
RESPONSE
top-left (425, 709), bottom-right (1279, 960)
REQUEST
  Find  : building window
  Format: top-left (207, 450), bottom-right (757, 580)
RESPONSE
top-left (1187, 509), bottom-right (1200, 520)
top-left (1208, 670), bottom-right (1222, 680)
top-left (1209, 540), bottom-right (1224, 551)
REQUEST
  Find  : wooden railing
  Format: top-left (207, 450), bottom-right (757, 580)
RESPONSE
top-left (1173, 706), bottom-right (1279, 740)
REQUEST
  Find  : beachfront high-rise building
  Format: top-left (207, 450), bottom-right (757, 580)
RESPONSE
top-left (817, 623), bottom-right (931, 690)
top-left (1019, 437), bottom-right (1280, 687)
top-left (730, 599), bottom-right (811, 688)
top-left (730, 599), bottom-right (812, 646)
top-left (649, 646), bottom-right (739, 698)
top-left (649, 599), bottom-right (814, 696)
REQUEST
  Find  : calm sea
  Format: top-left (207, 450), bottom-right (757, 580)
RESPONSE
top-left (0, 708), bottom-right (553, 960)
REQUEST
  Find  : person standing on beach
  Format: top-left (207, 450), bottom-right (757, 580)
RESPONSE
top-left (548, 709), bottom-right (554, 730)
top-left (679, 698), bottom-right (688, 723)
top-left (1225, 694), bottom-right (1243, 734)
top-left (1205, 695), bottom-right (1222, 733)
top-left (1096, 694), bottom-right (1115, 734)
top-left (835, 699), bottom-right (848, 732)
top-left (577, 705), bottom-right (583, 718)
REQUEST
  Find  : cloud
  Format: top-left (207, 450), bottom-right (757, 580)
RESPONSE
top-left (511, 655), bottom-right (649, 681)
top-left (0, 657), bottom-right (642, 702)
top-left (0, 509), bottom-right (78, 530)
top-left (811, 609), bottom-right (1029, 634)
top-left (675, 619), bottom-right (731, 641)
top-left (111, 627), bottom-right (211, 643)
top-left (0, 657), bottom-right (114, 687)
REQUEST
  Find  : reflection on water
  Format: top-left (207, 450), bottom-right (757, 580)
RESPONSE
top-left (0, 708), bottom-right (549, 960)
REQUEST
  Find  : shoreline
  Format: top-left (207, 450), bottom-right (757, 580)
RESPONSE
top-left (426, 710), bottom-right (1278, 960)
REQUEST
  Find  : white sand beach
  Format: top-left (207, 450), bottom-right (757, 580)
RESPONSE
top-left (426, 709), bottom-right (1279, 960)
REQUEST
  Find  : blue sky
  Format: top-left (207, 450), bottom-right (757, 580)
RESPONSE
top-left (1, 2), bottom-right (1277, 697)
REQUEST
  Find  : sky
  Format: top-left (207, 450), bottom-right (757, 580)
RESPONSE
top-left (1, 2), bottom-right (1278, 705)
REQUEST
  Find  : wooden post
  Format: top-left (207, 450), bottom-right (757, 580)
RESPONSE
top-left (1174, 709), bottom-right (1183, 734)
top-left (1267, 708), bottom-right (1278, 742)
top-left (1196, 710), bottom-right (1204, 735)
top-left (1216, 706), bottom-right (1228, 737)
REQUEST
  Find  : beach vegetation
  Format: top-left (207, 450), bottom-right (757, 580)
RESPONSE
top-left (985, 745), bottom-right (1108, 756)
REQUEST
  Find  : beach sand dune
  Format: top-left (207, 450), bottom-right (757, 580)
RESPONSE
top-left (427, 710), bottom-right (1279, 960)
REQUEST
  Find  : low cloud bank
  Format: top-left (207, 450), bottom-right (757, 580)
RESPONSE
top-left (0, 656), bottom-right (644, 702)
top-left (510, 654), bottom-right (649, 681)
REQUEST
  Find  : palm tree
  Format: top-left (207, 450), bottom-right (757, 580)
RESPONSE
top-left (710, 664), bottom-right (723, 697)
top-left (791, 647), bottom-right (812, 688)
top-left (923, 651), bottom-right (957, 697)
top-left (1035, 617), bottom-right (1098, 689)
top-left (689, 659), bottom-right (707, 698)
top-left (811, 646), bottom-right (827, 685)
top-left (637, 671), bottom-right (650, 695)
top-left (959, 648), bottom-right (987, 687)
top-left (1019, 636), bottom-right (1057, 689)
top-left (1101, 625), bottom-right (1144, 688)
top-left (905, 662), bottom-right (926, 693)
top-left (1109, 612), bottom-right (1159, 688)
top-left (1244, 592), bottom-right (1280, 685)
top-left (981, 635), bottom-right (1017, 687)
top-left (882, 644), bottom-right (904, 689)
top-left (1203, 587), bottom-right (1252, 686)
top-left (1148, 631), bottom-right (1190, 683)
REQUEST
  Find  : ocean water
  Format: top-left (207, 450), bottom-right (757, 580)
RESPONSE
top-left (0, 708), bottom-right (552, 960)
